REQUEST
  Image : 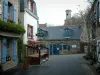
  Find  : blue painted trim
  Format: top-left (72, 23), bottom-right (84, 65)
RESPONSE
top-left (4, 0), bottom-right (8, 22)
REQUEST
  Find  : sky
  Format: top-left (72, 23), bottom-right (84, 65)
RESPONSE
top-left (35, 0), bottom-right (89, 26)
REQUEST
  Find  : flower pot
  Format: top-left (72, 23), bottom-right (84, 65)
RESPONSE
top-left (23, 65), bottom-right (29, 70)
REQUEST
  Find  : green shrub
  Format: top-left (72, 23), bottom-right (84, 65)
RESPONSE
top-left (0, 20), bottom-right (25, 34)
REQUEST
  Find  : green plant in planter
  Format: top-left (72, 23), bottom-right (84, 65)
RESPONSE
top-left (0, 20), bottom-right (25, 34)
top-left (17, 39), bottom-right (23, 63)
top-left (23, 45), bottom-right (28, 64)
top-left (22, 45), bottom-right (29, 70)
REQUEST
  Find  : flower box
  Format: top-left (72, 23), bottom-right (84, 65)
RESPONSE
top-left (0, 20), bottom-right (25, 34)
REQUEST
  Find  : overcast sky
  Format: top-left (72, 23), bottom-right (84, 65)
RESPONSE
top-left (35, 0), bottom-right (89, 26)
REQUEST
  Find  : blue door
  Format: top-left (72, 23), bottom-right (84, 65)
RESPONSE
top-left (68, 45), bottom-right (71, 51)
top-left (57, 44), bottom-right (62, 50)
top-left (53, 44), bottom-right (56, 54)
top-left (50, 44), bottom-right (53, 55)
top-left (1, 38), bottom-right (7, 63)
top-left (53, 44), bottom-right (58, 55)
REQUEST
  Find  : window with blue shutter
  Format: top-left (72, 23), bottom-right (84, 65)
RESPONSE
top-left (13, 40), bottom-right (17, 63)
top-left (4, 0), bottom-right (8, 22)
top-left (13, 5), bottom-right (16, 23)
top-left (1, 38), bottom-right (7, 63)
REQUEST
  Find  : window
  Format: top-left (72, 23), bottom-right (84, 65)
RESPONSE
top-left (31, 2), bottom-right (33, 12)
top-left (63, 44), bottom-right (67, 50)
top-left (8, 2), bottom-right (13, 20)
top-left (72, 45), bottom-right (77, 48)
top-left (28, 0), bottom-right (34, 12)
top-left (27, 24), bottom-right (33, 39)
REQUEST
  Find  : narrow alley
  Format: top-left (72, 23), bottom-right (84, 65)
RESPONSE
top-left (5, 54), bottom-right (95, 75)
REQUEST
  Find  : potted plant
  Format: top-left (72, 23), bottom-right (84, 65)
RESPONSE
top-left (23, 45), bottom-right (29, 70)
top-left (23, 58), bottom-right (29, 70)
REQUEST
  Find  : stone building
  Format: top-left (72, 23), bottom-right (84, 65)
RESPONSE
top-left (38, 25), bottom-right (82, 55)
top-left (86, 0), bottom-right (100, 64)
top-left (0, 0), bottom-right (25, 71)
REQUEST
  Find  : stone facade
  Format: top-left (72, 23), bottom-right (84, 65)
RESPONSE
top-left (0, 0), bottom-right (20, 24)
top-left (86, 0), bottom-right (100, 63)
top-left (40, 40), bottom-right (80, 54)
top-left (0, 0), bottom-right (4, 20)
top-left (0, 0), bottom-right (20, 71)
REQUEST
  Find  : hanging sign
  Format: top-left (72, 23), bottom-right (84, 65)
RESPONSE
top-left (0, 4), bottom-right (2, 15)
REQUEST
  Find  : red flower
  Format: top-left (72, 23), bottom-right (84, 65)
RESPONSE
top-left (8, 18), bottom-right (14, 23)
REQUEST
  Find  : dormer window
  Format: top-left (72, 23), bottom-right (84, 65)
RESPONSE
top-left (64, 28), bottom-right (73, 38)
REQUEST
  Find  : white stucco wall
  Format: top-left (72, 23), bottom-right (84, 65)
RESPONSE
top-left (23, 11), bottom-right (38, 44)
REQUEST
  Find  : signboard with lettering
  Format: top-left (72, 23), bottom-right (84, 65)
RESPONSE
top-left (0, 4), bottom-right (2, 15)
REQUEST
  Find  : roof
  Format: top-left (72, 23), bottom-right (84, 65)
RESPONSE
top-left (45, 25), bottom-right (82, 40)
top-left (39, 24), bottom-right (47, 30)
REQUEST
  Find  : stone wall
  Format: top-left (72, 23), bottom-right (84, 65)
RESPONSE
top-left (40, 40), bottom-right (81, 54)
top-left (0, 0), bottom-right (4, 20)
top-left (0, 0), bottom-right (20, 24)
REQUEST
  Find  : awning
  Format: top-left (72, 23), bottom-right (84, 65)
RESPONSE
top-left (0, 31), bottom-right (21, 38)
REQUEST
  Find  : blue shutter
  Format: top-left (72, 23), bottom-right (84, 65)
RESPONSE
top-left (4, 0), bottom-right (8, 22)
top-left (59, 44), bottom-right (62, 50)
top-left (13, 5), bottom-right (16, 23)
top-left (1, 38), bottom-right (7, 63)
top-left (13, 40), bottom-right (17, 62)
top-left (50, 44), bottom-right (53, 55)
